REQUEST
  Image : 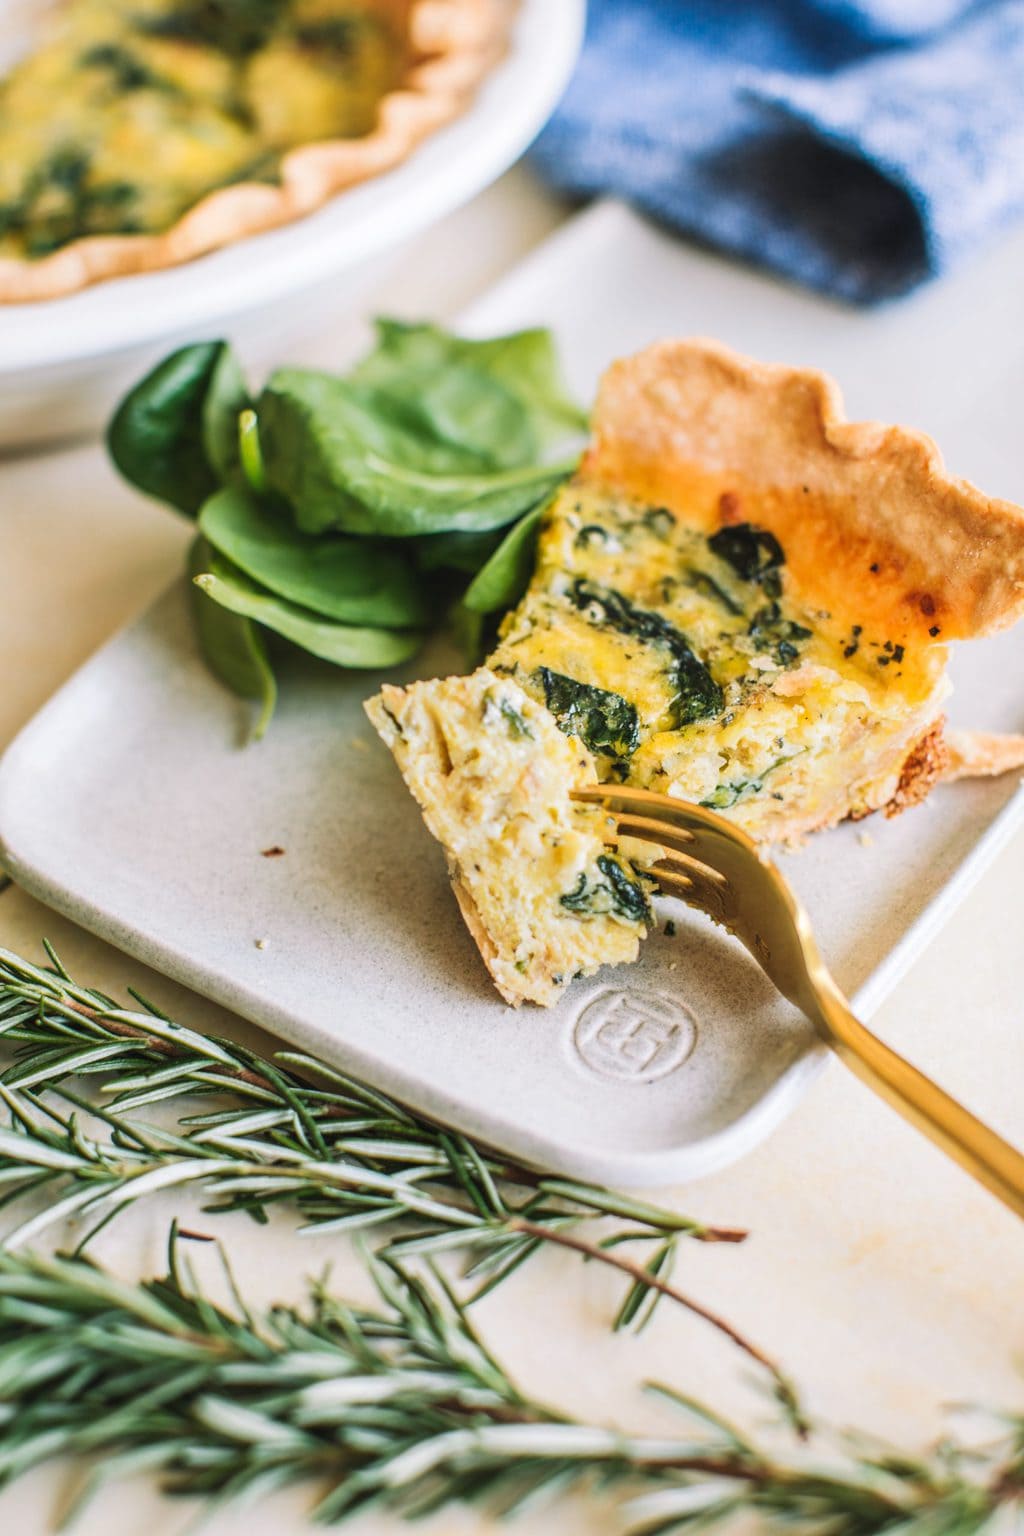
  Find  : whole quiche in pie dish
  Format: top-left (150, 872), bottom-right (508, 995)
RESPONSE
top-left (0, 0), bottom-right (509, 302)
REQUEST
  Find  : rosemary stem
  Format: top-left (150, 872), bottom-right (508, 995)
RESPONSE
top-left (509, 1217), bottom-right (791, 1409)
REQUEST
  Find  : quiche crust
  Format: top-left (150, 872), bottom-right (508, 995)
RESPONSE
top-left (0, 0), bottom-right (509, 303)
top-left (564, 338), bottom-right (1024, 838)
top-left (588, 339), bottom-right (1024, 645)
top-left (366, 340), bottom-right (1024, 1002)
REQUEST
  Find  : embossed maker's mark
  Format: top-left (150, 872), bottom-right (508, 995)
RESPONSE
top-left (571, 989), bottom-right (697, 1082)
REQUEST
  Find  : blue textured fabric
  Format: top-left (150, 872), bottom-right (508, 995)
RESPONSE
top-left (531, 0), bottom-right (1024, 303)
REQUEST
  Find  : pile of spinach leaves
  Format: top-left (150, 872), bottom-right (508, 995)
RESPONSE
top-left (107, 320), bottom-right (586, 737)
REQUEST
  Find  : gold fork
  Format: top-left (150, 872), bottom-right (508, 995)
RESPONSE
top-left (574, 785), bottom-right (1024, 1219)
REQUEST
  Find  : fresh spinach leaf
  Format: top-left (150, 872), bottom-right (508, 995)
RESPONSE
top-left (257, 370), bottom-right (573, 537)
top-left (198, 487), bottom-right (430, 628)
top-left (448, 600), bottom-right (488, 666)
top-left (192, 549), bottom-right (424, 669)
top-left (188, 538), bottom-right (276, 739)
top-left (201, 347), bottom-right (251, 483)
top-left (414, 528), bottom-right (505, 574)
top-left (538, 668), bottom-right (640, 759)
top-left (238, 407), bottom-right (268, 492)
top-left (463, 502), bottom-right (545, 615)
top-left (358, 362), bottom-right (536, 470)
top-left (108, 341), bottom-right (244, 515)
top-left (354, 319), bottom-right (589, 445)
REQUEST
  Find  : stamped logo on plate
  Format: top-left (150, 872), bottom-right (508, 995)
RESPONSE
top-left (571, 989), bottom-right (697, 1082)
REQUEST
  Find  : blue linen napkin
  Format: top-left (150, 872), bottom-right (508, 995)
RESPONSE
top-left (531, 0), bottom-right (1024, 303)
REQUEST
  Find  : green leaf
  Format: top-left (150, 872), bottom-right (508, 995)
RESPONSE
top-left (257, 370), bottom-right (573, 537)
top-left (188, 538), bottom-right (276, 739)
top-left (107, 342), bottom-right (244, 516)
top-left (414, 528), bottom-right (505, 574)
top-left (237, 408), bottom-right (267, 492)
top-left (356, 360), bottom-right (536, 470)
top-left (462, 502), bottom-right (545, 615)
top-left (192, 550), bottom-right (424, 670)
top-left (198, 487), bottom-right (431, 628)
top-left (448, 600), bottom-right (487, 667)
top-left (200, 346), bottom-right (251, 484)
top-left (538, 668), bottom-right (641, 760)
top-left (354, 320), bottom-right (589, 445)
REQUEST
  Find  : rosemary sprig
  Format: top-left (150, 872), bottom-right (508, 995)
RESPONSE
top-left (0, 1231), bottom-right (1017, 1533)
top-left (0, 945), bottom-right (743, 1337)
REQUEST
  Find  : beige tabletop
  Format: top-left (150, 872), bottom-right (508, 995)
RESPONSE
top-left (1, 167), bottom-right (1022, 1536)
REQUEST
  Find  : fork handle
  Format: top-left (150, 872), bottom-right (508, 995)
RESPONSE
top-left (809, 976), bottom-right (1024, 1219)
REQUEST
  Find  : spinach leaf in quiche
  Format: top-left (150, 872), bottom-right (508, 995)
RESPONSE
top-left (108, 341), bottom-right (249, 515)
top-left (538, 668), bottom-right (641, 760)
top-left (198, 487), bottom-right (430, 628)
top-left (134, 0), bottom-right (281, 56)
top-left (568, 580), bottom-right (724, 727)
top-left (747, 602), bottom-right (812, 666)
top-left (708, 523), bottom-right (785, 598)
top-left (193, 549), bottom-right (424, 669)
top-left (188, 538), bottom-right (276, 739)
top-left (257, 372), bottom-right (573, 538)
top-left (560, 856), bottom-right (652, 924)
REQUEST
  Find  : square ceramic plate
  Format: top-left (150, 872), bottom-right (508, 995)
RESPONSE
top-left (3, 201), bottom-right (1023, 1186)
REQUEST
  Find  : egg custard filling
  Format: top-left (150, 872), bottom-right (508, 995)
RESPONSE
top-left (0, 0), bottom-right (404, 259)
top-left (366, 669), bottom-right (653, 1007)
top-left (489, 481), bottom-right (946, 842)
top-left (369, 339), bottom-right (1024, 1004)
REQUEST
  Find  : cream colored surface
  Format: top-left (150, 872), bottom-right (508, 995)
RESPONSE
top-left (1, 169), bottom-right (1022, 1534)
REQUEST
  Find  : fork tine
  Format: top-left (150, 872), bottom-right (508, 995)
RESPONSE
top-left (614, 820), bottom-right (729, 888)
top-left (572, 785), bottom-right (761, 856)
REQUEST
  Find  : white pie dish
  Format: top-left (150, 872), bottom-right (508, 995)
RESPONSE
top-left (0, 0), bottom-right (583, 447)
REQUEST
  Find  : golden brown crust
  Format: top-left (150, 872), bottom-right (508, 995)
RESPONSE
top-left (883, 719), bottom-right (950, 816)
top-left (942, 728), bottom-right (1024, 782)
top-left (0, 0), bottom-right (509, 304)
top-left (447, 877), bottom-right (520, 1006)
top-left (586, 338), bottom-right (1024, 644)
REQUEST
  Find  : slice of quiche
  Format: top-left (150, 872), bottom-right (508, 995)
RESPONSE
top-left (369, 339), bottom-right (1024, 1004)
top-left (492, 340), bottom-right (1024, 842)
top-left (365, 669), bottom-right (653, 1006)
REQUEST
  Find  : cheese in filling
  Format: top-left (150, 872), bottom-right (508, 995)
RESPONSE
top-left (0, 0), bottom-right (404, 259)
top-left (365, 669), bottom-right (653, 1007)
top-left (489, 482), bottom-right (949, 840)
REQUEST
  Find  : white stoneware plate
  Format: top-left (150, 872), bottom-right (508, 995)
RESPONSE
top-left (3, 201), bottom-right (1024, 1186)
top-left (0, 0), bottom-right (583, 447)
